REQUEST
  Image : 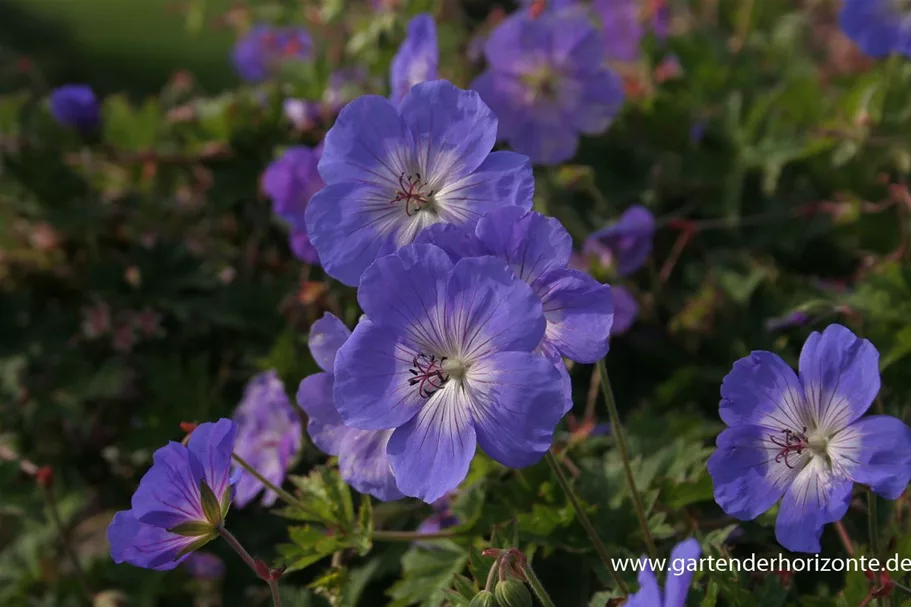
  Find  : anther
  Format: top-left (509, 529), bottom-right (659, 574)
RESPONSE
top-left (407, 353), bottom-right (450, 398)
top-left (769, 426), bottom-right (810, 469)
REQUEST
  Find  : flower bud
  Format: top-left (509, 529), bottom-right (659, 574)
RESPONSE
top-left (469, 590), bottom-right (498, 607)
top-left (494, 579), bottom-right (532, 607)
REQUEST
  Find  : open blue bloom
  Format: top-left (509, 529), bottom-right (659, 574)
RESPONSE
top-left (610, 285), bottom-right (639, 335)
top-left (390, 14), bottom-right (438, 106)
top-left (626, 538), bottom-right (700, 607)
top-left (297, 313), bottom-right (404, 501)
top-left (415, 207), bottom-right (614, 371)
top-left (334, 244), bottom-right (565, 502)
top-left (232, 370), bottom-right (301, 508)
top-left (108, 419), bottom-right (237, 570)
top-left (472, 10), bottom-right (624, 165)
top-left (262, 146), bottom-right (324, 264)
top-left (49, 85), bottom-right (100, 131)
top-left (584, 205), bottom-right (655, 276)
top-left (305, 80), bottom-right (534, 286)
top-left (183, 552), bottom-right (225, 580)
top-left (708, 324), bottom-right (911, 553)
top-left (840, 0), bottom-right (911, 58)
top-left (232, 25), bottom-right (312, 82)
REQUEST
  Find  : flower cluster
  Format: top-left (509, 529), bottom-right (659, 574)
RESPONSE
top-left (232, 25), bottom-right (312, 82)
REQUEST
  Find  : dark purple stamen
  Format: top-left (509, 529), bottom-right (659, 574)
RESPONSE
top-left (391, 172), bottom-right (434, 216)
top-left (408, 353), bottom-right (449, 398)
top-left (769, 426), bottom-right (809, 469)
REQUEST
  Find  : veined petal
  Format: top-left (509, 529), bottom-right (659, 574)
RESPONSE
top-left (465, 351), bottom-right (564, 467)
top-left (719, 351), bottom-right (810, 431)
top-left (305, 182), bottom-right (408, 287)
top-left (187, 419), bottom-right (237, 502)
top-left (446, 256), bottom-right (546, 358)
top-left (108, 510), bottom-right (197, 571)
top-left (399, 81), bottom-right (497, 185)
top-left (707, 424), bottom-right (806, 520)
top-left (297, 372), bottom-right (350, 455)
top-left (774, 458), bottom-right (853, 553)
top-left (798, 324), bottom-right (880, 434)
top-left (355, 244), bottom-right (453, 346)
top-left (334, 320), bottom-right (427, 430)
top-left (535, 268), bottom-right (613, 363)
top-left (837, 415), bottom-right (911, 500)
top-left (624, 558), bottom-right (662, 607)
top-left (474, 208), bottom-right (571, 284)
top-left (664, 538), bottom-right (701, 607)
top-left (131, 442), bottom-right (204, 528)
top-left (316, 95), bottom-right (412, 187)
top-left (309, 312), bottom-right (351, 372)
top-left (387, 384), bottom-right (477, 503)
top-left (339, 428), bottom-right (405, 501)
top-left (390, 14), bottom-right (439, 105)
top-left (413, 223), bottom-right (486, 262)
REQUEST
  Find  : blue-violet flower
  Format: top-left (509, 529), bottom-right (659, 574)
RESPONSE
top-left (390, 14), bottom-right (438, 105)
top-left (50, 85), bottom-right (100, 131)
top-left (262, 145), bottom-right (324, 264)
top-left (232, 25), bottom-right (312, 83)
top-left (840, 0), bottom-right (911, 58)
top-left (625, 538), bottom-right (700, 607)
top-left (584, 205), bottom-right (655, 276)
top-left (708, 324), bottom-right (911, 553)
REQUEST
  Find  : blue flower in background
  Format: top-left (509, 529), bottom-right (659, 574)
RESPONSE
top-left (610, 285), bottom-right (639, 335)
top-left (472, 10), bottom-right (624, 165)
top-left (182, 552), bottom-right (225, 580)
top-left (231, 370), bottom-right (301, 508)
top-left (107, 420), bottom-right (237, 570)
top-left (333, 244), bottom-right (565, 502)
top-left (584, 205), bottom-right (655, 276)
top-left (708, 324), bottom-right (911, 553)
top-left (305, 80), bottom-right (534, 286)
top-left (390, 14), bottom-right (439, 105)
top-left (297, 313), bottom-right (404, 501)
top-left (416, 207), bottom-right (614, 367)
top-left (49, 85), bottom-right (100, 131)
top-left (593, 0), bottom-right (643, 62)
top-left (840, 0), bottom-right (911, 58)
top-left (625, 538), bottom-right (700, 607)
top-left (262, 146), bottom-right (324, 265)
top-left (232, 25), bottom-right (312, 82)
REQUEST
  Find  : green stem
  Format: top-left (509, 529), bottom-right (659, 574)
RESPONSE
top-left (544, 450), bottom-right (628, 594)
top-left (597, 359), bottom-right (658, 560)
top-left (232, 453), bottom-right (304, 509)
top-left (523, 562), bottom-right (557, 607)
top-left (372, 528), bottom-right (465, 542)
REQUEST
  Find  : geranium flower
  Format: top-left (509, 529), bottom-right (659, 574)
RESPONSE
top-left (840, 0), bottom-right (911, 58)
top-left (49, 85), bottom-right (100, 131)
top-left (297, 313), bottom-right (403, 501)
top-left (305, 80), bottom-right (533, 286)
top-left (708, 324), bottom-right (911, 553)
top-left (583, 205), bottom-right (655, 276)
top-left (108, 420), bottom-right (237, 570)
top-left (333, 244), bottom-right (565, 502)
top-left (262, 146), bottom-right (324, 264)
top-left (231, 370), bottom-right (301, 508)
top-left (472, 10), bottom-right (624, 165)
top-left (390, 14), bottom-right (438, 105)
top-left (626, 538), bottom-right (700, 607)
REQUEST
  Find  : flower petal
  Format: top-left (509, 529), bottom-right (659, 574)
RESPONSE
top-left (474, 208), bottom-right (571, 284)
top-left (398, 81), bottom-right (497, 184)
top-left (334, 319), bottom-right (427, 430)
top-left (610, 285), bottom-right (639, 335)
top-left (434, 151), bottom-right (535, 227)
top-left (509, 121), bottom-right (580, 166)
top-left (305, 182), bottom-right (407, 286)
top-left (624, 558), bottom-right (662, 607)
top-left (707, 424), bottom-right (805, 520)
top-left (390, 14), bottom-right (439, 105)
top-left (413, 223), bottom-right (486, 261)
top-left (187, 419), bottom-right (237, 501)
top-left (719, 351), bottom-right (809, 431)
top-left (567, 71), bottom-right (624, 135)
top-left (798, 324), bottom-right (880, 434)
top-left (774, 459), bottom-right (853, 553)
top-left (535, 268), bottom-right (613, 363)
top-left (446, 256), bottom-right (546, 357)
top-left (309, 312), bottom-right (352, 372)
top-left (355, 243), bottom-right (453, 344)
top-left (316, 94), bottom-right (411, 187)
top-left (550, 13), bottom-right (604, 69)
top-left (665, 538), bottom-right (701, 607)
top-left (131, 442), bottom-right (204, 528)
top-left (465, 351), bottom-right (564, 467)
top-left (297, 371), bottom-right (350, 455)
top-left (108, 510), bottom-right (196, 571)
top-left (339, 428), bottom-right (405, 501)
top-left (387, 384), bottom-right (477, 503)
top-left (837, 415), bottom-right (911, 500)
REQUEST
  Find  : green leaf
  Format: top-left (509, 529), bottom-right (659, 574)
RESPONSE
top-left (167, 521), bottom-right (214, 537)
top-left (388, 545), bottom-right (469, 607)
top-left (198, 480), bottom-right (223, 527)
